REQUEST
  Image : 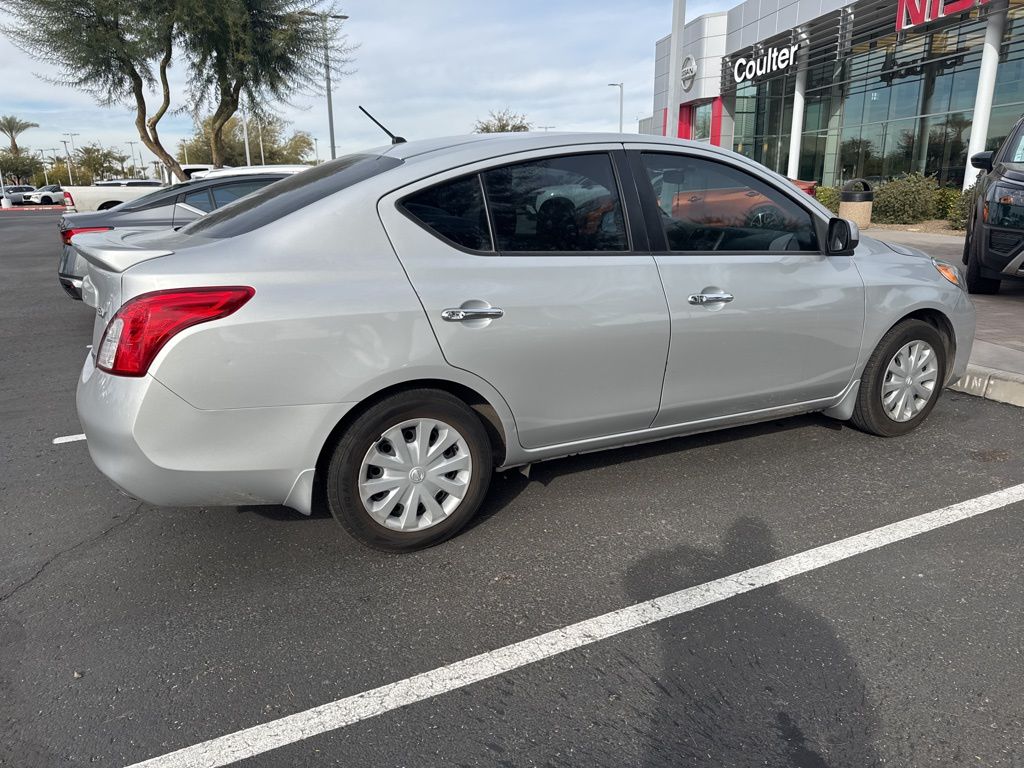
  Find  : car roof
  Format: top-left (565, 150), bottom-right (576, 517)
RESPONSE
top-left (371, 132), bottom-right (747, 169)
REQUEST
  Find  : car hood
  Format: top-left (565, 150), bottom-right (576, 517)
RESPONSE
top-left (875, 238), bottom-right (930, 259)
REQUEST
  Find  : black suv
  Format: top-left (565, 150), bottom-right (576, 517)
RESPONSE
top-left (964, 115), bottom-right (1024, 293)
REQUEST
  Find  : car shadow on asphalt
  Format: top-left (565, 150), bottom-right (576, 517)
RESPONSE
top-left (625, 517), bottom-right (882, 767)
top-left (466, 413), bottom-right (840, 533)
top-left (236, 414), bottom-right (844, 532)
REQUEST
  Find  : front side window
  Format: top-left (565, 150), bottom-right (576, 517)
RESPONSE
top-left (482, 153), bottom-right (628, 252)
top-left (639, 153), bottom-right (818, 253)
top-left (401, 175), bottom-right (492, 251)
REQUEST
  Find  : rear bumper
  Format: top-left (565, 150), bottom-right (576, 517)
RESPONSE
top-left (58, 244), bottom-right (87, 300)
top-left (76, 353), bottom-right (354, 514)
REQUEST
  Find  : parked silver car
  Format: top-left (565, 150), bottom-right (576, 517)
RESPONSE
top-left (74, 133), bottom-right (975, 551)
top-left (58, 171), bottom-right (297, 298)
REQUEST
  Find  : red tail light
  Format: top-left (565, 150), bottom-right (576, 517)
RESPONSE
top-left (61, 226), bottom-right (112, 245)
top-left (96, 287), bottom-right (255, 377)
top-left (63, 191), bottom-right (75, 207)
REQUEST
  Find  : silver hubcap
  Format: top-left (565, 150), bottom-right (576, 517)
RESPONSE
top-left (881, 340), bottom-right (939, 422)
top-left (358, 418), bottom-right (472, 532)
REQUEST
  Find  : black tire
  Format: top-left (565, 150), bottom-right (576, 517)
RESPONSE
top-left (850, 319), bottom-right (948, 437)
top-left (325, 389), bottom-right (493, 552)
top-left (965, 230), bottom-right (1001, 294)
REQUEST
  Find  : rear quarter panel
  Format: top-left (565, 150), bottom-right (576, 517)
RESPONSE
top-left (119, 190), bottom-right (515, 429)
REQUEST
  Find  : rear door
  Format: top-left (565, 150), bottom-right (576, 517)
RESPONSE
top-left (627, 146), bottom-right (865, 425)
top-left (378, 147), bottom-right (671, 449)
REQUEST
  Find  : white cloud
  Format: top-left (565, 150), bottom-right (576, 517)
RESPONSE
top-left (0, 0), bottom-right (725, 169)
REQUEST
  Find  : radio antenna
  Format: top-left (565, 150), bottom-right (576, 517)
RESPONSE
top-left (358, 106), bottom-right (407, 144)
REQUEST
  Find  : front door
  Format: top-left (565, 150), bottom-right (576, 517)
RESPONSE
top-left (379, 149), bottom-right (671, 449)
top-left (628, 147), bottom-right (865, 426)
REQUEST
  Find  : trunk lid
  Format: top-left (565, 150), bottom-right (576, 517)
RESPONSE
top-left (73, 229), bottom-right (175, 349)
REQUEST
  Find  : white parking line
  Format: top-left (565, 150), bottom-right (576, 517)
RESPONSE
top-left (52, 434), bottom-right (87, 445)
top-left (126, 482), bottom-right (1024, 768)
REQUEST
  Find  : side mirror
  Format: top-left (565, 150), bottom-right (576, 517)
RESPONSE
top-left (971, 151), bottom-right (994, 172)
top-left (827, 217), bottom-right (859, 255)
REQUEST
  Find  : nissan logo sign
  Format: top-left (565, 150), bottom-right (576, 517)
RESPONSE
top-left (680, 55), bottom-right (698, 91)
top-left (733, 44), bottom-right (800, 84)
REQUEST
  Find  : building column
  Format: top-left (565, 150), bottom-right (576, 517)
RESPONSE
top-left (964, 1), bottom-right (1008, 190)
top-left (786, 44), bottom-right (808, 180)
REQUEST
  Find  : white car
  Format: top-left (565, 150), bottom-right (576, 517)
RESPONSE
top-left (26, 184), bottom-right (63, 205)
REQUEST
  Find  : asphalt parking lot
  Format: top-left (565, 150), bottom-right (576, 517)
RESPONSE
top-left (2, 211), bottom-right (1023, 767)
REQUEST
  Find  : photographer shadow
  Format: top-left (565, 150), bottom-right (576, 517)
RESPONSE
top-left (626, 517), bottom-right (881, 767)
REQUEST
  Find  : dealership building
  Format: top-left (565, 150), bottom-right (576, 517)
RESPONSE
top-left (639, 0), bottom-right (1023, 189)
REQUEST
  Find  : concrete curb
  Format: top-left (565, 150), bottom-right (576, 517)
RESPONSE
top-left (0, 206), bottom-right (65, 212)
top-left (951, 364), bottom-right (1024, 407)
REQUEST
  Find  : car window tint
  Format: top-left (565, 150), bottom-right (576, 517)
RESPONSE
top-left (401, 175), bottom-right (492, 251)
top-left (184, 189), bottom-right (214, 213)
top-left (211, 179), bottom-right (279, 209)
top-left (182, 154), bottom-right (403, 239)
top-left (482, 153), bottom-right (628, 252)
top-left (639, 153), bottom-right (818, 253)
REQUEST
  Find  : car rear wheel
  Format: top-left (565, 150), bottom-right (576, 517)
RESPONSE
top-left (964, 230), bottom-right (1001, 294)
top-left (850, 319), bottom-right (947, 437)
top-left (325, 389), bottom-right (493, 552)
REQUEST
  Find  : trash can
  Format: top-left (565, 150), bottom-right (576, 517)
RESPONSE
top-left (838, 179), bottom-right (873, 229)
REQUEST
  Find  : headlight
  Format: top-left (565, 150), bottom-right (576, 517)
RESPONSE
top-left (990, 184), bottom-right (1024, 228)
top-left (932, 258), bottom-right (964, 289)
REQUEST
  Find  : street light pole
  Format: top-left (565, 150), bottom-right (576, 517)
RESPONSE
top-left (36, 150), bottom-right (49, 185)
top-left (313, 137), bottom-right (320, 165)
top-left (300, 10), bottom-right (349, 161)
top-left (60, 139), bottom-right (76, 185)
top-left (257, 119), bottom-right (265, 165)
top-left (608, 83), bottom-right (624, 133)
top-left (126, 140), bottom-right (139, 178)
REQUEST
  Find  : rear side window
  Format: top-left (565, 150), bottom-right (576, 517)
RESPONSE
top-left (401, 176), bottom-right (492, 251)
top-left (211, 178), bottom-right (279, 208)
top-left (483, 154), bottom-right (628, 252)
top-left (184, 189), bottom-right (215, 213)
top-left (182, 154), bottom-right (403, 239)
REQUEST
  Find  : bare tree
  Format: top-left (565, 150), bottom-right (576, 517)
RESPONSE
top-left (474, 108), bottom-right (531, 133)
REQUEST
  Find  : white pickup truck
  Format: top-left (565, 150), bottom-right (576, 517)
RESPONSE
top-left (63, 180), bottom-right (165, 212)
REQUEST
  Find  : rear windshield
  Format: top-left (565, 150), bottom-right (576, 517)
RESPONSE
top-left (180, 154), bottom-right (403, 239)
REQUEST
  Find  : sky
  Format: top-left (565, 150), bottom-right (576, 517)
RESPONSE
top-left (0, 0), bottom-right (720, 171)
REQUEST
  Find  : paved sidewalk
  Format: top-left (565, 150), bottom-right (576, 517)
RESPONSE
top-left (869, 228), bottom-right (1024, 407)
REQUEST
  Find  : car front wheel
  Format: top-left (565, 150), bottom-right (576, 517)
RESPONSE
top-left (850, 319), bottom-right (947, 437)
top-left (325, 389), bottom-right (493, 552)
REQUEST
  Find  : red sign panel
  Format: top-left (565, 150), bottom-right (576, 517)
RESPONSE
top-left (896, 0), bottom-right (988, 31)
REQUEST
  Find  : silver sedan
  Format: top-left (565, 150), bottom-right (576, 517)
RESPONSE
top-left (74, 133), bottom-right (975, 551)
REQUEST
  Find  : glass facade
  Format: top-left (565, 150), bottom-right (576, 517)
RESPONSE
top-left (728, 0), bottom-right (1024, 187)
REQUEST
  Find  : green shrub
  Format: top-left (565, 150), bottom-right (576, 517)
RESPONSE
top-left (947, 184), bottom-right (975, 230)
top-left (815, 185), bottom-right (840, 214)
top-left (871, 173), bottom-right (939, 224)
top-left (932, 186), bottom-right (962, 220)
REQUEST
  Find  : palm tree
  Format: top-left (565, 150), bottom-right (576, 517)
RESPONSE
top-left (0, 115), bottom-right (40, 156)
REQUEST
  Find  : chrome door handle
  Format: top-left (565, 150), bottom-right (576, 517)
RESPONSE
top-left (688, 292), bottom-right (734, 305)
top-left (441, 307), bottom-right (504, 322)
